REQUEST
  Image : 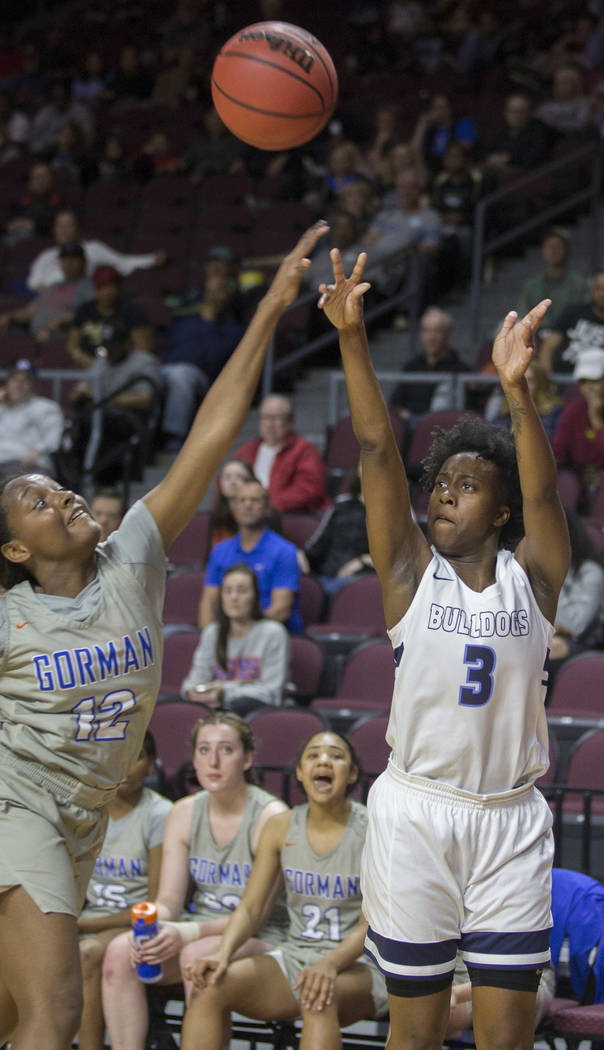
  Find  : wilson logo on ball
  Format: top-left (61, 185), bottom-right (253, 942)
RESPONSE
top-left (239, 29), bottom-right (315, 74)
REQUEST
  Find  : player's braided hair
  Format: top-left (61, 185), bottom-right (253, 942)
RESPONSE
top-left (420, 417), bottom-right (523, 550)
top-left (0, 474), bottom-right (36, 590)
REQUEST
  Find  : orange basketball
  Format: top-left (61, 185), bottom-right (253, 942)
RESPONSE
top-left (211, 21), bottom-right (338, 151)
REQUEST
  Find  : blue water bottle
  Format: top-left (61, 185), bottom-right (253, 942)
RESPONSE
top-left (131, 901), bottom-right (163, 983)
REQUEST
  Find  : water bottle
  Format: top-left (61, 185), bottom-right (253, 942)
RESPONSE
top-left (131, 901), bottom-right (163, 983)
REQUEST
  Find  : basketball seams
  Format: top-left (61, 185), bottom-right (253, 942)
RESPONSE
top-left (212, 78), bottom-right (328, 120)
top-left (215, 50), bottom-right (329, 110)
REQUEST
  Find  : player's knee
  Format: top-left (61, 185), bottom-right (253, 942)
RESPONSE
top-left (102, 933), bottom-right (133, 985)
top-left (80, 936), bottom-right (105, 978)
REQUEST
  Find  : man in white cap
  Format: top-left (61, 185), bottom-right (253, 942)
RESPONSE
top-left (552, 347), bottom-right (604, 507)
top-left (0, 359), bottom-right (64, 475)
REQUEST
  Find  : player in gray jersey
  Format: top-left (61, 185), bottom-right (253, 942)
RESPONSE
top-left (182, 731), bottom-right (388, 1050)
top-left (102, 713), bottom-right (288, 1050)
top-left (0, 221), bottom-right (328, 1050)
top-left (78, 731), bottom-right (171, 1050)
top-left (319, 253), bottom-right (569, 1050)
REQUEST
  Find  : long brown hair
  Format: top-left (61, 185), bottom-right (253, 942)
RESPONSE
top-left (215, 563), bottom-right (263, 670)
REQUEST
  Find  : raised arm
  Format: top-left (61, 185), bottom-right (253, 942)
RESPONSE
top-left (493, 302), bottom-right (570, 621)
top-left (143, 222), bottom-right (328, 549)
top-left (318, 249), bottom-right (431, 627)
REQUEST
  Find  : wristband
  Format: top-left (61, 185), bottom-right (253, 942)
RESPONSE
top-left (165, 921), bottom-right (200, 944)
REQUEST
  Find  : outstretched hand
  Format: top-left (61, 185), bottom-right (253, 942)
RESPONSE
top-left (317, 249), bottom-right (371, 331)
top-left (267, 221), bottom-right (329, 309)
top-left (492, 299), bottom-right (551, 386)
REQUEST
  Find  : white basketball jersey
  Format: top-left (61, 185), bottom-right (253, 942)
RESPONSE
top-left (386, 548), bottom-right (553, 795)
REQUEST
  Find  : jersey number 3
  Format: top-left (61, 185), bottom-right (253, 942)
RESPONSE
top-left (458, 644), bottom-right (496, 707)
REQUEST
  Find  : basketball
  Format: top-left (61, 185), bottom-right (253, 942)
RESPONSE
top-left (211, 22), bottom-right (338, 151)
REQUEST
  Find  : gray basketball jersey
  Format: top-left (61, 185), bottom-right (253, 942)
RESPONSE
top-left (387, 548), bottom-right (553, 795)
top-left (188, 784), bottom-right (287, 942)
top-left (281, 801), bottom-right (367, 952)
top-left (81, 787), bottom-right (172, 917)
top-left (0, 527), bottom-right (165, 810)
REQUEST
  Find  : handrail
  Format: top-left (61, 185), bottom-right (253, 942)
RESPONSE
top-left (261, 248), bottom-right (426, 398)
top-left (469, 140), bottom-right (602, 347)
top-left (327, 369), bottom-right (577, 424)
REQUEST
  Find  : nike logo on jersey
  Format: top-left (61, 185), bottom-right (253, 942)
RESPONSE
top-left (16, 622), bottom-right (30, 629)
top-left (284, 842), bottom-right (296, 847)
top-left (433, 571), bottom-right (453, 581)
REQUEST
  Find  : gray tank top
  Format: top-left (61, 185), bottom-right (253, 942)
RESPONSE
top-left (188, 784), bottom-right (287, 942)
top-left (0, 539), bottom-right (164, 810)
top-left (81, 787), bottom-right (172, 917)
top-left (281, 801), bottom-right (367, 951)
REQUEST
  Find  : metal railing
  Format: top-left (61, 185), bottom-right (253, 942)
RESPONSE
top-left (469, 140), bottom-right (602, 346)
top-left (261, 249), bottom-right (426, 398)
top-left (327, 369), bottom-right (577, 425)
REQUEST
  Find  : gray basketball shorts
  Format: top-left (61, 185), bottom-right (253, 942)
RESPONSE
top-left (0, 759), bottom-right (107, 916)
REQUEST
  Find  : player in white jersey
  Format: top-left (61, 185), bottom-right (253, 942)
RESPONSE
top-left (78, 730), bottom-right (171, 1050)
top-left (181, 731), bottom-right (388, 1050)
top-left (0, 221), bottom-right (328, 1050)
top-left (101, 713), bottom-right (288, 1050)
top-left (317, 250), bottom-right (570, 1050)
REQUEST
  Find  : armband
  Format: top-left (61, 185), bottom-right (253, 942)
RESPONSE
top-left (165, 921), bottom-right (200, 944)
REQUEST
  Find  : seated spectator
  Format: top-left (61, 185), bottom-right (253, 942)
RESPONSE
top-left (152, 45), bottom-right (203, 106)
top-left (50, 119), bottom-right (99, 187)
top-left (97, 133), bottom-right (130, 181)
top-left (71, 50), bottom-right (108, 106)
top-left (517, 227), bottom-right (588, 332)
top-left (300, 462), bottom-right (374, 595)
top-left (0, 240), bottom-right (93, 342)
top-left (364, 167), bottom-right (441, 300)
top-left (536, 62), bottom-right (592, 137)
top-left (0, 358), bottom-right (64, 475)
top-left (161, 270), bottom-right (246, 450)
top-left (235, 395), bottom-right (329, 515)
top-left (377, 141), bottom-right (428, 200)
top-left (390, 306), bottom-right (469, 420)
top-left (0, 91), bottom-right (30, 164)
top-left (551, 348), bottom-right (604, 510)
top-left (482, 92), bottom-right (553, 180)
top-left (90, 486), bottom-right (127, 541)
top-left (181, 563), bottom-right (289, 714)
top-left (161, 0), bottom-right (212, 61)
top-left (131, 130), bottom-right (183, 182)
top-left (410, 92), bottom-right (478, 176)
top-left (364, 103), bottom-right (403, 181)
top-left (305, 138), bottom-right (365, 213)
top-left (29, 75), bottom-right (94, 155)
top-left (210, 459), bottom-right (257, 548)
top-left (304, 209), bottom-right (370, 291)
top-left (430, 141), bottom-right (483, 286)
top-left (183, 107), bottom-right (247, 182)
top-left (27, 209), bottom-right (166, 293)
top-left (67, 265), bottom-right (154, 368)
top-left (199, 479), bottom-right (303, 634)
top-left (4, 160), bottom-right (62, 242)
top-left (69, 326), bottom-right (162, 483)
top-left (548, 508), bottom-right (604, 685)
top-left (485, 358), bottom-right (563, 440)
top-left (77, 731), bottom-right (171, 1050)
top-left (105, 45), bottom-right (154, 106)
top-left (539, 269), bottom-right (604, 374)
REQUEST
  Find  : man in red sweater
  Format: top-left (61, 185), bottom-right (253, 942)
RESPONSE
top-left (235, 394), bottom-right (330, 514)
